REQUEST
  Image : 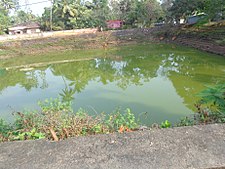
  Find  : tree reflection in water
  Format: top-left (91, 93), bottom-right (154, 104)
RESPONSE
top-left (0, 48), bottom-right (224, 123)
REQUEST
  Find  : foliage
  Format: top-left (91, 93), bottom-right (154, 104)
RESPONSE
top-left (39, 0), bottom-right (165, 30)
top-left (41, 0), bottom-right (109, 31)
top-left (203, 0), bottom-right (225, 21)
top-left (168, 0), bottom-right (225, 23)
top-left (1, 0), bottom-right (224, 33)
top-left (113, 0), bottom-right (163, 27)
top-left (11, 10), bottom-right (38, 25)
top-left (160, 120), bottom-right (171, 128)
top-left (105, 108), bottom-right (139, 132)
top-left (0, 0), bottom-right (17, 34)
top-left (175, 116), bottom-right (195, 127)
top-left (197, 84), bottom-right (225, 113)
top-left (0, 119), bottom-right (12, 142)
top-left (0, 98), bottom-right (139, 142)
top-left (176, 84), bottom-right (225, 127)
top-left (13, 128), bottom-right (45, 141)
top-left (38, 97), bottom-right (73, 113)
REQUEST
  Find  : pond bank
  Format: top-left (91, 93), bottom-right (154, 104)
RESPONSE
top-left (1, 26), bottom-right (224, 61)
top-left (162, 34), bottom-right (225, 57)
top-left (155, 24), bottom-right (225, 57)
top-left (1, 124), bottom-right (225, 169)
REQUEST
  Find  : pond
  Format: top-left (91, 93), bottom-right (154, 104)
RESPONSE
top-left (0, 44), bottom-right (224, 125)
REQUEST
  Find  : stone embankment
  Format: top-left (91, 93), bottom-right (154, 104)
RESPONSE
top-left (1, 124), bottom-right (225, 169)
top-left (111, 26), bottom-right (225, 57)
top-left (173, 36), bottom-right (225, 56)
top-left (158, 25), bottom-right (225, 57)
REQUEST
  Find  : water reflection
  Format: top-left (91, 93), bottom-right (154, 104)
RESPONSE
top-left (0, 51), bottom-right (224, 124)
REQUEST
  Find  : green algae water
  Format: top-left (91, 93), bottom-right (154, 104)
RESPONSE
top-left (0, 44), bottom-right (224, 125)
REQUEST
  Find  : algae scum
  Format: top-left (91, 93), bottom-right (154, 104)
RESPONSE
top-left (0, 44), bottom-right (224, 125)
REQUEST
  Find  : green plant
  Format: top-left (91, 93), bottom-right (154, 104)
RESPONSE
top-left (160, 120), bottom-right (171, 128)
top-left (176, 84), bottom-right (225, 127)
top-left (38, 97), bottom-right (73, 113)
top-left (176, 116), bottom-right (195, 127)
top-left (91, 124), bottom-right (104, 134)
top-left (14, 111), bottom-right (43, 130)
top-left (105, 108), bottom-right (139, 132)
top-left (0, 119), bottom-right (12, 142)
top-left (197, 84), bottom-right (225, 113)
top-left (0, 105), bottom-right (139, 142)
top-left (13, 128), bottom-right (45, 141)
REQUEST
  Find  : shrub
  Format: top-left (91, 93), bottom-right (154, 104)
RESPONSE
top-left (105, 108), bottom-right (139, 132)
top-left (0, 98), bottom-right (139, 142)
top-left (0, 119), bottom-right (12, 142)
top-left (176, 84), bottom-right (225, 126)
top-left (160, 120), bottom-right (172, 128)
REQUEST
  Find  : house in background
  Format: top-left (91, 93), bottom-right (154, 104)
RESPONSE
top-left (187, 13), bottom-right (206, 25)
top-left (8, 22), bottom-right (41, 35)
top-left (106, 20), bottom-right (123, 29)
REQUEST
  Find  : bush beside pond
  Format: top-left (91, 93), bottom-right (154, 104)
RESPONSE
top-left (0, 98), bottom-right (139, 142)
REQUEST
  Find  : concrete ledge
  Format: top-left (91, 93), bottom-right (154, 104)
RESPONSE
top-left (1, 124), bottom-right (225, 169)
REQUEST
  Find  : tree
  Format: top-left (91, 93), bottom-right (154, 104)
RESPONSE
top-left (40, 0), bottom-right (78, 30)
top-left (118, 0), bottom-right (137, 26)
top-left (0, 0), bottom-right (17, 34)
top-left (144, 0), bottom-right (164, 26)
top-left (160, 0), bottom-right (173, 23)
top-left (91, 0), bottom-right (110, 27)
top-left (108, 0), bottom-right (121, 20)
top-left (203, 0), bottom-right (225, 20)
top-left (52, 0), bottom-right (78, 29)
top-left (40, 7), bottom-right (52, 31)
top-left (116, 0), bottom-right (163, 27)
top-left (12, 10), bottom-right (37, 25)
top-left (0, 0), bottom-right (17, 10)
top-left (69, 4), bottom-right (95, 29)
top-left (40, 0), bottom-right (111, 30)
top-left (168, 0), bottom-right (204, 23)
top-left (39, 0), bottom-right (164, 30)
top-left (168, 0), bottom-right (224, 23)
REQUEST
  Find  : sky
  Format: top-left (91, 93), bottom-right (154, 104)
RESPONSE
top-left (18, 0), bottom-right (52, 16)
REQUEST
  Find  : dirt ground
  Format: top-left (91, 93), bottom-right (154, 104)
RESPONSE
top-left (0, 26), bottom-right (224, 60)
top-left (0, 28), bottom-right (155, 60)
